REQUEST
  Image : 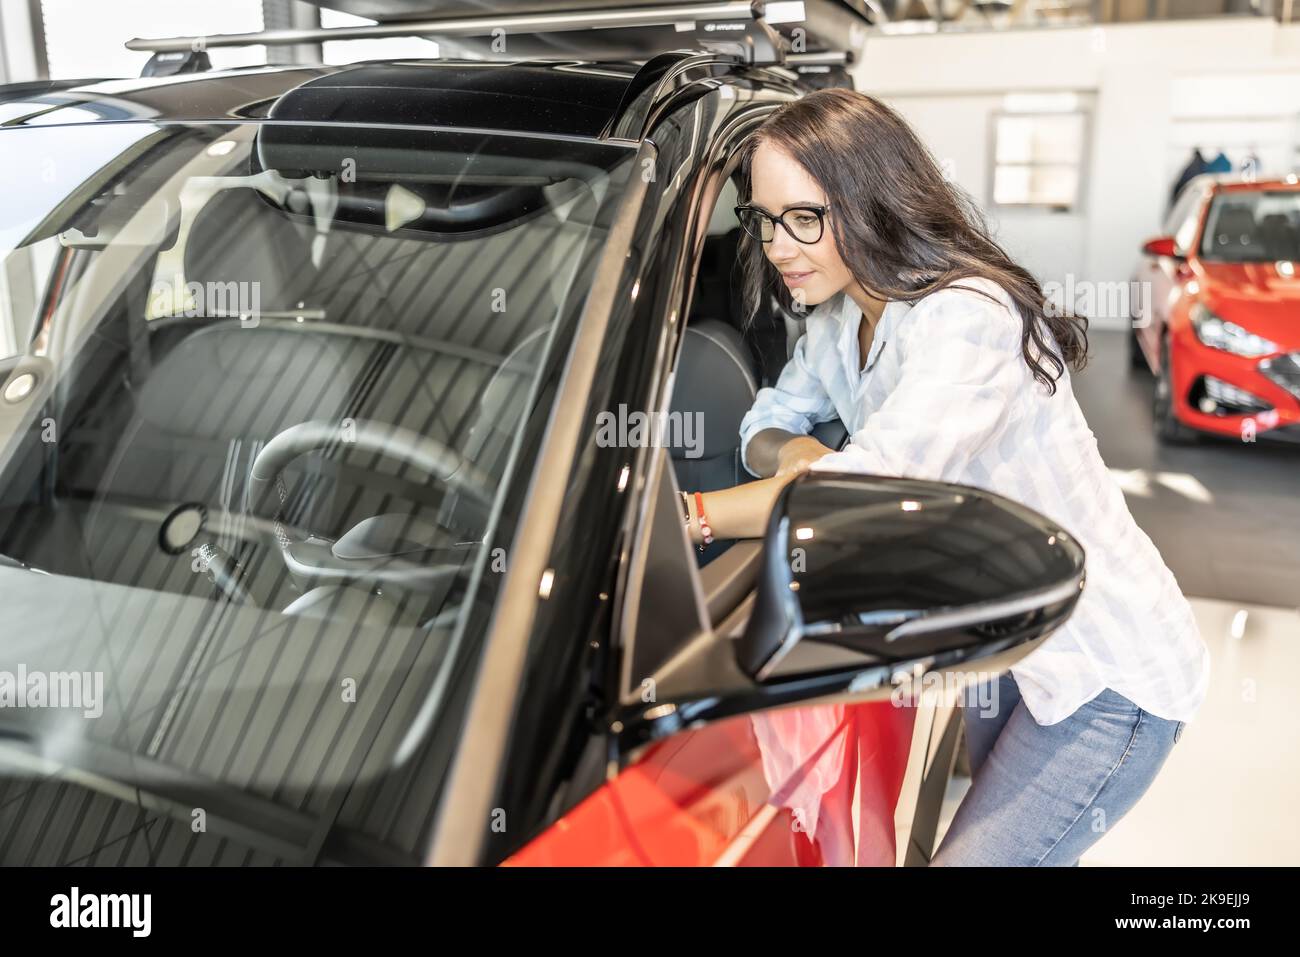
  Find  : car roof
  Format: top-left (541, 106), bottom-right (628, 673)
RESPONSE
top-left (1214, 177), bottom-right (1300, 193)
top-left (0, 56), bottom-right (707, 140)
top-left (1182, 171), bottom-right (1300, 194)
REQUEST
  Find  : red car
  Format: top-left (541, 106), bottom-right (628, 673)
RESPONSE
top-left (1133, 175), bottom-right (1300, 445)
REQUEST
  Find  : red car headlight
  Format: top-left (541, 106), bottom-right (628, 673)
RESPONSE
top-left (1190, 303), bottom-right (1280, 357)
top-left (1259, 352), bottom-right (1300, 401)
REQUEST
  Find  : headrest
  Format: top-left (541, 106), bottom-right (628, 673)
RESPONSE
top-left (1212, 206), bottom-right (1258, 239)
top-left (668, 319), bottom-right (757, 461)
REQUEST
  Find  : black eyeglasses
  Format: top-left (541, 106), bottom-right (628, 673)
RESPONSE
top-left (734, 203), bottom-right (830, 245)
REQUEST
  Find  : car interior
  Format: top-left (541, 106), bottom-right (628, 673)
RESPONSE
top-left (0, 125), bottom-right (620, 621)
top-left (0, 123), bottom-right (630, 864)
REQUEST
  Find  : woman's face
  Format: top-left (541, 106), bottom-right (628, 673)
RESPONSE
top-left (748, 140), bottom-right (856, 310)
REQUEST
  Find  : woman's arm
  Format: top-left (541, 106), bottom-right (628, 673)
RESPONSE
top-left (681, 455), bottom-right (832, 546)
top-left (688, 320), bottom-right (839, 541)
top-left (738, 329), bottom-right (838, 478)
top-left (685, 475), bottom-right (794, 543)
top-left (771, 431), bottom-right (838, 477)
top-left (741, 427), bottom-right (799, 478)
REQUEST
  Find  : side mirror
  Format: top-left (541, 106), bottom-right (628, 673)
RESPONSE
top-left (738, 471), bottom-right (1085, 681)
top-left (612, 468), bottom-right (1085, 750)
top-left (1142, 235), bottom-right (1180, 258)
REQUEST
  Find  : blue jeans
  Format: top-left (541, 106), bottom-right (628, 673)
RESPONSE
top-left (930, 672), bottom-right (1185, 866)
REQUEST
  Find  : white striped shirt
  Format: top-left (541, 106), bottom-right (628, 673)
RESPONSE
top-left (738, 277), bottom-right (1211, 727)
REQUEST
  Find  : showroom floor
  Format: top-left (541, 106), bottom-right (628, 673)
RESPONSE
top-left (923, 329), bottom-right (1300, 866)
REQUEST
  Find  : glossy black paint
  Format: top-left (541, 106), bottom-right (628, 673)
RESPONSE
top-left (739, 471), bottom-right (1087, 676)
top-left (263, 62), bottom-right (639, 138)
top-left (0, 67), bottom-right (333, 125)
top-left (0, 60), bottom-right (644, 138)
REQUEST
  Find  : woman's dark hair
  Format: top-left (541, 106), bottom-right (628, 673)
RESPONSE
top-left (735, 88), bottom-right (1088, 395)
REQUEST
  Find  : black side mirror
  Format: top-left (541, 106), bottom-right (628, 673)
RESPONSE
top-left (612, 468), bottom-right (1085, 751)
top-left (738, 471), bottom-right (1085, 681)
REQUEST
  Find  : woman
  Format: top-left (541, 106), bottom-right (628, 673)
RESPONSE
top-left (677, 88), bottom-right (1211, 866)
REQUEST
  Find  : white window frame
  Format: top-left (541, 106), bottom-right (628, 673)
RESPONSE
top-left (987, 109), bottom-right (1092, 213)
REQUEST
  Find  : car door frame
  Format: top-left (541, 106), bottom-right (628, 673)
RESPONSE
top-left (426, 68), bottom-right (805, 867)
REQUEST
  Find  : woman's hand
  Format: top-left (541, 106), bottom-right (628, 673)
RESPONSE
top-left (775, 435), bottom-right (836, 478)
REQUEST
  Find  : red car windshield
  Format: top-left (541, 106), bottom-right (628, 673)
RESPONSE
top-left (1199, 190), bottom-right (1300, 263)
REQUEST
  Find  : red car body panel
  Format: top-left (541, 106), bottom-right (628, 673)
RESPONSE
top-left (505, 700), bottom-right (916, 866)
top-left (1137, 179), bottom-right (1300, 439)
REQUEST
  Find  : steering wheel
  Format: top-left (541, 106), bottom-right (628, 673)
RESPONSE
top-left (247, 418), bottom-right (494, 587)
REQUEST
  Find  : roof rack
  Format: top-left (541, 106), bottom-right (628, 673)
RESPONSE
top-left (126, 1), bottom-right (797, 67)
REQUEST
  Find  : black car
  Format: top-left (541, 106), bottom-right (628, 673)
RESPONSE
top-left (0, 3), bottom-right (1083, 866)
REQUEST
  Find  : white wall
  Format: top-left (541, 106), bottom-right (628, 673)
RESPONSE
top-left (851, 18), bottom-right (1300, 328)
top-left (0, 0), bottom-right (43, 83)
top-left (37, 0), bottom-right (267, 78)
top-left (882, 90), bottom-right (1094, 291)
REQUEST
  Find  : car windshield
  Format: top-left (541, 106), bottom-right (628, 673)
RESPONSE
top-left (0, 118), bottom-right (635, 864)
top-left (1198, 190), bottom-right (1300, 263)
